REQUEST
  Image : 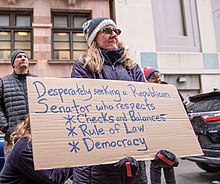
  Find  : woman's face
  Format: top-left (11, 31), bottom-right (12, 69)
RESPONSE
top-left (95, 26), bottom-right (121, 50)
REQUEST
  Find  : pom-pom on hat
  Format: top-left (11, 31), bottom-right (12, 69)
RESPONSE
top-left (144, 67), bottom-right (159, 80)
top-left (82, 17), bottom-right (117, 46)
top-left (10, 49), bottom-right (27, 66)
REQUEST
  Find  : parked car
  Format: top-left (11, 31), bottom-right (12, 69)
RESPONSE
top-left (0, 133), bottom-right (4, 171)
top-left (183, 90), bottom-right (220, 172)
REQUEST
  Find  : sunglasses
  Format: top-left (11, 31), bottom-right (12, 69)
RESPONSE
top-left (99, 27), bottom-right (121, 35)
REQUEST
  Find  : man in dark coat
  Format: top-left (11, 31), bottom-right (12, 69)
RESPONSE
top-left (0, 49), bottom-right (35, 156)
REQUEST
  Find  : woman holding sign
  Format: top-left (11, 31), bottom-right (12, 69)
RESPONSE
top-left (0, 115), bottom-right (72, 184)
top-left (71, 18), bottom-right (147, 184)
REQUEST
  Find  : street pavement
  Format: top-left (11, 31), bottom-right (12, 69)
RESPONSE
top-left (146, 159), bottom-right (220, 184)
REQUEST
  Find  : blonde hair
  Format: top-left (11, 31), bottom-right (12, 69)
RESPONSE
top-left (81, 41), bottom-right (136, 73)
top-left (11, 115), bottom-right (31, 145)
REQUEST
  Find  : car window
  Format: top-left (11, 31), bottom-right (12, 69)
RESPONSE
top-left (187, 98), bottom-right (220, 112)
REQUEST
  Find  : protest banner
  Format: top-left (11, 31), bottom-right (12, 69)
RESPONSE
top-left (27, 77), bottom-right (202, 169)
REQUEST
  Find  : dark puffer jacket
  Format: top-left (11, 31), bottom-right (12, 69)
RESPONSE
top-left (0, 71), bottom-right (34, 142)
top-left (71, 48), bottom-right (147, 184)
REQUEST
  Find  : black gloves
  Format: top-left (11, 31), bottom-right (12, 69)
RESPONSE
top-left (115, 156), bottom-right (139, 177)
top-left (153, 150), bottom-right (179, 168)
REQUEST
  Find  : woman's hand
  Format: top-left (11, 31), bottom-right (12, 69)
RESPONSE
top-left (114, 156), bottom-right (139, 177)
top-left (153, 150), bottom-right (179, 168)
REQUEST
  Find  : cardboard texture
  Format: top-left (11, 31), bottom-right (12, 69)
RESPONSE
top-left (27, 77), bottom-right (202, 170)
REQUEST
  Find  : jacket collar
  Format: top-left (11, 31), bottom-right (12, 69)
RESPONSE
top-left (13, 70), bottom-right (30, 79)
top-left (101, 48), bottom-right (125, 65)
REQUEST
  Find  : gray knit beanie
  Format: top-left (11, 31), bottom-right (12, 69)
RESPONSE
top-left (10, 49), bottom-right (27, 66)
top-left (82, 17), bottom-right (117, 46)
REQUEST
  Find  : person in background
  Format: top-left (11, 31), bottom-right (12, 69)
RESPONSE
top-left (71, 17), bottom-right (147, 184)
top-left (144, 67), bottom-right (187, 109)
top-left (0, 50), bottom-right (35, 157)
top-left (143, 67), bottom-right (161, 84)
top-left (0, 115), bottom-right (72, 184)
top-left (144, 67), bottom-right (179, 184)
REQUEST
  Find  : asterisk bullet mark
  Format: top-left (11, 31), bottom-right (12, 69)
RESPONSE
top-left (63, 114), bottom-right (76, 126)
top-left (69, 141), bottom-right (80, 153)
top-left (66, 125), bottom-right (77, 137)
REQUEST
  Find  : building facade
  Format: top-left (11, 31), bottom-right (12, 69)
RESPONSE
top-left (0, 0), bottom-right (110, 77)
top-left (112, 0), bottom-right (220, 99)
top-left (1, 0), bottom-right (220, 100)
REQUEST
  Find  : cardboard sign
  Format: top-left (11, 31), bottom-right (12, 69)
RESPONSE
top-left (27, 77), bottom-right (202, 170)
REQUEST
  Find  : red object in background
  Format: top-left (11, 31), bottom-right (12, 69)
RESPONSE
top-left (202, 114), bottom-right (220, 122)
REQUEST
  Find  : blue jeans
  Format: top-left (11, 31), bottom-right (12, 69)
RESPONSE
top-left (150, 161), bottom-right (176, 184)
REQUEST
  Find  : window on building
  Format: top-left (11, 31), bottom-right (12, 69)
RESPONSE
top-left (152, 0), bottom-right (201, 52)
top-left (0, 12), bottom-right (32, 59)
top-left (52, 13), bottom-right (89, 60)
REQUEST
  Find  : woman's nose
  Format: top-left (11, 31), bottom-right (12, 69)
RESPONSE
top-left (111, 30), bottom-right (118, 36)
